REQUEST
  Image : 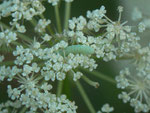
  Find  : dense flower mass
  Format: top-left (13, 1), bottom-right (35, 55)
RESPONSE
top-left (116, 68), bottom-right (150, 112)
top-left (0, 0), bottom-right (150, 113)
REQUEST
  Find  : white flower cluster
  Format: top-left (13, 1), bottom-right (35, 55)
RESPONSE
top-left (114, 3), bottom-right (150, 113)
top-left (0, 0), bottom-right (45, 35)
top-left (0, 65), bottom-right (21, 82)
top-left (97, 103), bottom-right (114, 113)
top-left (0, 29), bottom-right (17, 46)
top-left (35, 19), bottom-right (51, 33)
top-left (65, 5), bottom-right (141, 61)
top-left (42, 33), bottom-right (52, 42)
top-left (115, 45), bottom-right (150, 112)
top-left (0, 0), bottom-right (45, 20)
top-left (12, 39), bottom-right (97, 81)
top-left (0, 0), bottom-right (149, 112)
top-left (1, 38), bottom-right (97, 112)
top-left (15, 23), bottom-right (26, 33)
top-left (0, 100), bottom-right (21, 113)
top-left (120, 44), bottom-right (150, 79)
top-left (132, 7), bottom-right (147, 31)
top-left (13, 45), bottom-right (34, 65)
top-left (42, 53), bottom-right (97, 81)
top-left (116, 68), bottom-right (150, 113)
top-left (0, 55), bottom-right (78, 112)
top-left (134, 46), bottom-right (150, 79)
top-left (7, 83), bottom-right (77, 113)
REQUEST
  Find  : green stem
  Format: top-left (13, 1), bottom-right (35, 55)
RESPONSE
top-left (30, 19), bottom-right (37, 27)
top-left (0, 60), bottom-right (14, 66)
top-left (19, 106), bottom-right (27, 113)
top-left (39, 14), bottom-right (45, 19)
top-left (0, 42), bottom-right (21, 53)
top-left (63, 76), bottom-right (71, 99)
top-left (80, 68), bottom-right (116, 85)
top-left (17, 32), bottom-right (33, 42)
top-left (82, 75), bottom-right (99, 88)
top-left (56, 81), bottom-right (63, 97)
top-left (12, 41), bottom-right (22, 45)
top-left (47, 24), bottom-right (55, 36)
top-left (116, 55), bottom-right (134, 60)
top-left (64, 2), bottom-right (71, 30)
top-left (76, 81), bottom-right (96, 113)
top-left (54, 5), bottom-right (62, 33)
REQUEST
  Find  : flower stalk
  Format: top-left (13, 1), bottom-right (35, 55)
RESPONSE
top-left (64, 2), bottom-right (71, 30)
top-left (82, 75), bottom-right (100, 88)
top-left (76, 81), bottom-right (96, 113)
top-left (54, 4), bottom-right (62, 33)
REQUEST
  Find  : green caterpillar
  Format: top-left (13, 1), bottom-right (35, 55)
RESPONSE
top-left (59, 45), bottom-right (94, 56)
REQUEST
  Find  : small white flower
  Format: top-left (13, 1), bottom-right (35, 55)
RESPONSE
top-left (73, 71), bottom-right (83, 81)
top-left (42, 34), bottom-right (52, 41)
top-left (97, 103), bottom-right (114, 113)
top-left (48, 0), bottom-right (60, 6)
top-left (22, 65), bottom-right (33, 76)
top-left (16, 24), bottom-right (26, 33)
top-left (138, 22), bottom-right (145, 32)
top-left (118, 92), bottom-right (130, 103)
top-left (35, 19), bottom-right (51, 33)
top-left (101, 104), bottom-right (114, 113)
top-left (118, 6), bottom-right (123, 13)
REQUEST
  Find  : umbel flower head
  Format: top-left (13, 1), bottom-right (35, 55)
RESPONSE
top-left (0, 0), bottom-right (149, 113)
top-left (116, 68), bottom-right (150, 112)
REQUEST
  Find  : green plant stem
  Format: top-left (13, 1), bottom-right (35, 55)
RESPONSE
top-left (30, 19), bottom-right (37, 27)
top-left (56, 81), bottom-right (63, 97)
top-left (76, 81), bottom-right (96, 113)
top-left (0, 42), bottom-right (21, 53)
top-left (19, 106), bottom-right (27, 113)
top-left (116, 55), bottom-right (134, 60)
top-left (47, 24), bottom-right (55, 36)
top-left (12, 41), bottom-right (22, 45)
top-left (39, 14), bottom-right (45, 19)
top-left (64, 2), bottom-right (71, 30)
top-left (17, 32), bottom-right (33, 42)
top-left (54, 5), bottom-right (62, 33)
top-left (63, 76), bottom-right (71, 99)
top-left (0, 60), bottom-right (14, 66)
top-left (82, 75), bottom-right (99, 88)
top-left (80, 68), bottom-right (116, 85)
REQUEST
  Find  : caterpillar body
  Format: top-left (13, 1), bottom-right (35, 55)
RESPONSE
top-left (59, 45), bottom-right (94, 56)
